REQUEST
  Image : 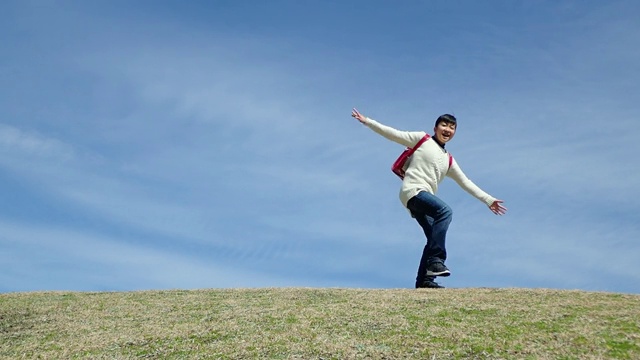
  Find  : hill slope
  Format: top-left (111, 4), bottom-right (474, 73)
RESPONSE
top-left (1, 288), bottom-right (639, 359)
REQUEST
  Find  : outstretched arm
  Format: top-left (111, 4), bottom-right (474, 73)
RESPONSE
top-left (350, 108), bottom-right (424, 147)
top-left (448, 161), bottom-right (508, 216)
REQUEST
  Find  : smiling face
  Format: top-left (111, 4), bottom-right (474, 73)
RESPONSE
top-left (434, 120), bottom-right (457, 144)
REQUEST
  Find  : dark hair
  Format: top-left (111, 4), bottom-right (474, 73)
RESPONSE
top-left (435, 114), bottom-right (457, 127)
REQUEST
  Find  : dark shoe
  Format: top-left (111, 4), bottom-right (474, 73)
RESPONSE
top-left (416, 280), bottom-right (445, 289)
top-left (426, 262), bottom-right (451, 277)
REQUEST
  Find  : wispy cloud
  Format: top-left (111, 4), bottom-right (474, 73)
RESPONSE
top-left (0, 219), bottom-right (297, 292)
top-left (0, 124), bottom-right (75, 162)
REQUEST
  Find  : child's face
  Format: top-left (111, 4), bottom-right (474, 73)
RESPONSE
top-left (434, 121), bottom-right (456, 144)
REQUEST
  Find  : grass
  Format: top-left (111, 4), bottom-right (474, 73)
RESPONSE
top-left (1, 288), bottom-right (639, 359)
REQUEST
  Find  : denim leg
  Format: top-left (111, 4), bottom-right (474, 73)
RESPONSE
top-left (416, 243), bottom-right (437, 286)
top-left (407, 191), bottom-right (453, 286)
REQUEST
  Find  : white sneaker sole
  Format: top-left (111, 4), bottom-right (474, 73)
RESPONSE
top-left (426, 269), bottom-right (451, 277)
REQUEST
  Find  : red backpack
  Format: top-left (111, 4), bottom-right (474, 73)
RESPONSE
top-left (391, 134), bottom-right (453, 179)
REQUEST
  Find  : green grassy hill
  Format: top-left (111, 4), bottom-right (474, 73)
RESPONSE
top-left (1, 288), bottom-right (639, 359)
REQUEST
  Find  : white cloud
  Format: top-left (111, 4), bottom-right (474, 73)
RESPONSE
top-left (0, 124), bottom-right (75, 161)
top-left (0, 220), bottom-right (291, 292)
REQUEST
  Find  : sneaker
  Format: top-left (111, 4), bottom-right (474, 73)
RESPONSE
top-left (416, 280), bottom-right (445, 289)
top-left (426, 262), bottom-right (451, 277)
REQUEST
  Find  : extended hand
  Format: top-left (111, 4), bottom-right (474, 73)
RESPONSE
top-left (489, 200), bottom-right (507, 215)
top-left (351, 108), bottom-right (367, 124)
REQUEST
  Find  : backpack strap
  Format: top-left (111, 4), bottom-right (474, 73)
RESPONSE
top-left (405, 134), bottom-right (430, 156)
top-left (412, 134), bottom-right (430, 153)
top-left (412, 134), bottom-right (452, 169)
top-left (415, 135), bottom-right (452, 169)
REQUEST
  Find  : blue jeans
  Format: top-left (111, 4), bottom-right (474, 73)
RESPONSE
top-left (406, 191), bottom-right (453, 286)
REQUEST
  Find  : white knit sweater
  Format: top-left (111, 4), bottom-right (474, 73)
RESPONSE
top-left (365, 118), bottom-right (497, 208)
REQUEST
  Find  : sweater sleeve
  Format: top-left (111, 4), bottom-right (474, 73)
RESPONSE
top-left (364, 118), bottom-right (425, 148)
top-left (446, 158), bottom-right (497, 206)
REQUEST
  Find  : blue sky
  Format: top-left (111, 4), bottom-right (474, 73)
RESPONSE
top-left (1, 1), bottom-right (639, 294)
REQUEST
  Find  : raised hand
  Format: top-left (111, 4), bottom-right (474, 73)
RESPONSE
top-left (351, 108), bottom-right (367, 124)
top-left (489, 200), bottom-right (508, 215)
